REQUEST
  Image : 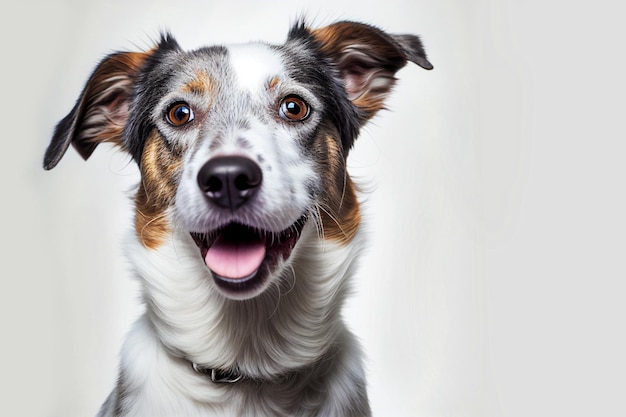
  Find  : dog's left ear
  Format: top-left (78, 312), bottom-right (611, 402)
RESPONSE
top-left (43, 51), bottom-right (149, 170)
top-left (311, 21), bottom-right (433, 120)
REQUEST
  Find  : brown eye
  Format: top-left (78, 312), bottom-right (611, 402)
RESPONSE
top-left (166, 102), bottom-right (194, 126)
top-left (279, 95), bottom-right (310, 121)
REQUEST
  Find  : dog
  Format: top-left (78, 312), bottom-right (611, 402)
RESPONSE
top-left (44, 20), bottom-right (432, 417)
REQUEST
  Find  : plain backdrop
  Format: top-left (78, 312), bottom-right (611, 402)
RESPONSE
top-left (1, 0), bottom-right (625, 416)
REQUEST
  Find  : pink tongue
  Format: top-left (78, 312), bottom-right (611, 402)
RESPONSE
top-left (205, 234), bottom-right (266, 280)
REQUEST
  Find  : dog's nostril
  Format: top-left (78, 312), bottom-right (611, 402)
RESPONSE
top-left (207, 176), bottom-right (223, 193)
top-left (234, 173), bottom-right (260, 191)
top-left (197, 156), bottom-right (263, 210)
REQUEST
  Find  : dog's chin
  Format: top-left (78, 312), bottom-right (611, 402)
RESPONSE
top-left (190, 216), bottom-right (307, 300)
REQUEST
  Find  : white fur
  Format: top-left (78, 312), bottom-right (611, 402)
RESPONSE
top-left (96, 218), bottom-right (368, 416)
top-left (228, 43), bottom-right (284, 95)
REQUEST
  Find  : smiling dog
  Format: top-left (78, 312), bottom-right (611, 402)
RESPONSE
top-left (44, 20), bottom-right (432, 417)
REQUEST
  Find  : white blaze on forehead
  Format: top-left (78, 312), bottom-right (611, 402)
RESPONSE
top-left (228, 43), bottom-right (284, 93)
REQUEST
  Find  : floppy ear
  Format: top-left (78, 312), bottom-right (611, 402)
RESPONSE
top-left (311, 21), bottom-right (433, 120)
top-left (43, 51), bottom-right (149, 170)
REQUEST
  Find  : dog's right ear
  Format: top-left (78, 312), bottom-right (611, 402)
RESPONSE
top-left (43, 51), bottom-right (149, 170)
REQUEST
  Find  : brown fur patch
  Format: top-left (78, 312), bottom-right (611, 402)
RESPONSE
top-left (317, 133), bottom-right (361, 245)
top-left (134, 131), bottom-right (183, 249)
top-left (267, 76), bottom-right (280, 90)
top-left (182, 69), bottom-right (214, 95)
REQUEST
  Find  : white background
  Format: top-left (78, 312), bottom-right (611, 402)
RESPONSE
top-left (1, 0), bottom-right (625, 416)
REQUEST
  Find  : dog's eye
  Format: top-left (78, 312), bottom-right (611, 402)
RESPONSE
top-left (166, 102), bottom-right (194, 126)
top-left (279, 95), bottom-right (310, 121)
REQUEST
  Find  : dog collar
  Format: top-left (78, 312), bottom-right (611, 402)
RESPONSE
top-left (192, 362), bottom-right (245, 384)
top-left (191, 361), bottom-right (307, 385)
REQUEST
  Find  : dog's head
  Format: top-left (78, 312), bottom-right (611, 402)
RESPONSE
top-left (44, 21), bottom-right (432, 300)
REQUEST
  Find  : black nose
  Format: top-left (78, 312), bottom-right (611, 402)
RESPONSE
top-left (197, 156), bottom-right (263, 210)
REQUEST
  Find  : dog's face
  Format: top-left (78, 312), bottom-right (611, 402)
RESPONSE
top-left (44, 21), bottom-right (432, 300)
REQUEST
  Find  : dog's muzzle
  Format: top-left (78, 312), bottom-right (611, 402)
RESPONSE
top-left (190, 155), bottom-right (307, 299)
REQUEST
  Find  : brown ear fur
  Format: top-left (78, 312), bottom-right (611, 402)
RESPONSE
top-left (312, 21), bottom-right (432, 120)
top-left (43, 51), bottom-right (149, 170)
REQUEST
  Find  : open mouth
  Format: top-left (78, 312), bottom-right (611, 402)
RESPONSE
top-left (190, 216), bottom-right (307, 298)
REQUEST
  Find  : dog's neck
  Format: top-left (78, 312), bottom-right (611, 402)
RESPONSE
top-left (128, 221), bottom-right (366, 380)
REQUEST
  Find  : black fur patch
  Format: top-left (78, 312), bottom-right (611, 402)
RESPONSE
top-left (282, 22), bottom-right (362, 157)
top-left (124, 33), bottom-right (183, 163)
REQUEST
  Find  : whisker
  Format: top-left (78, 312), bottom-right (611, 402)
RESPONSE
top-left (317, 203), bottom-right (348, 240)
top-left (339, 163), bottom-right (348, 211)
top-left (311, 205), bottom-right (327, 252)
top-left (267, 278), bottom-right (283, 319)
top-left (285, 263), bottom-right (297, 295)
